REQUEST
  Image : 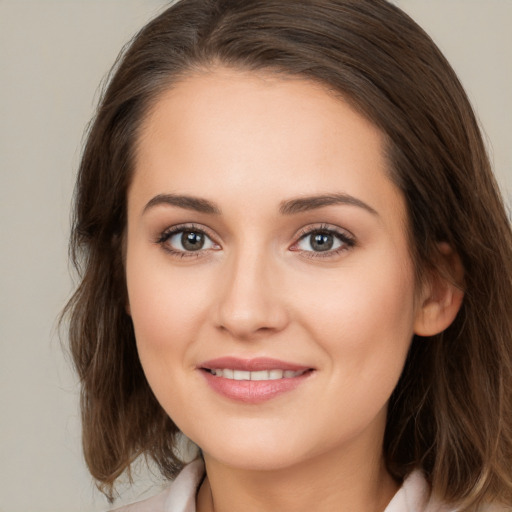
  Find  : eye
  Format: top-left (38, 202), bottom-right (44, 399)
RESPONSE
top-left (157, 225), bottom-right (220, 255)
top-left (291, 226), bottom-right (355, 256)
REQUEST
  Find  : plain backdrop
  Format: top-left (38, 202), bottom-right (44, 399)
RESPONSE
top-left (0, 1), bottom-right (510, 511)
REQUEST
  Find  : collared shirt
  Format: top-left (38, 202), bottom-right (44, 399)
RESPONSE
top-left (113, 459), bottom-right (506, 512)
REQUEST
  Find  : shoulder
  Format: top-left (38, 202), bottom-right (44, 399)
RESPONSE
top-left (111, 489), bottom-right (169, 512)
top-left (385, 470), bottom-right (432, 512)
top-left (111, 459), bottom-right (205, 512)
top-left (385, 470), bottom-right (511, 512)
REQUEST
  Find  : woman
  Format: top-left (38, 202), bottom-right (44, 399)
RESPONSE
top-left (65, 0), bottom-right (512, 510)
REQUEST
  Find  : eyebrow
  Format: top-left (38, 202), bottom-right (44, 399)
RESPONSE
top-left (143, 194), bottom-right (221, 215)
top-left (279, 194), bottom-right (378, 216)
top-left (142, 192), bottom-right (378, 217)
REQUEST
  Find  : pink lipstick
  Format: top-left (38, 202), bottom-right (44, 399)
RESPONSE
top-left (198, 357), bottom-right (314, 403)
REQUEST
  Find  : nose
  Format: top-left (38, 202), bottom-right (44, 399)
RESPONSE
top-left (214, 248), bottom-right (289, 340)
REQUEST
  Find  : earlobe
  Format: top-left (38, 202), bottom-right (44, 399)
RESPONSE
top-left (414, 243), bottom-right (465, 337)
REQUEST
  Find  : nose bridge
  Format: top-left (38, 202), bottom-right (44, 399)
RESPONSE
top-left (215, 240), bottom-right (288, 338)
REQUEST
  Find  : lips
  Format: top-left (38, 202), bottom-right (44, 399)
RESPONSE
top-left (208, 368), bottom-right (307, 380)
top-left (198, 357), bottom-right (314, 403)
top-left (200, 356), bottom-right (311, 372)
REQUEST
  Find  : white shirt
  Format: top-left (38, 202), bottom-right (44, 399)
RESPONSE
top-left (113, 459), bottom-right (505, 512)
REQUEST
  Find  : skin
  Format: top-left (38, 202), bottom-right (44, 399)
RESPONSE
top-left (125, 68), bottom-right (462, 512)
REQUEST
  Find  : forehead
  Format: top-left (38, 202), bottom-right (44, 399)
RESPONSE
top-left (131, 67), bottom-right (406, 228)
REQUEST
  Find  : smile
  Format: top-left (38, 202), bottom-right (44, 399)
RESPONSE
top-left (199, 357), bottom-right (314, 403)
top-left (207, 369), bottom-right (308, 380)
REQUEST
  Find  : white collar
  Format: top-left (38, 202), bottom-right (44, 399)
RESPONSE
top-left (116, 459), bottom-right (451, 512)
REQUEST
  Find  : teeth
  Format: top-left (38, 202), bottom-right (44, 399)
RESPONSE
top-left (209, 369), bottom-right (306, 380)
top-left (233, 370), bottom-right (251, 380)
top-left (251, 370), bottom-right (270, 381)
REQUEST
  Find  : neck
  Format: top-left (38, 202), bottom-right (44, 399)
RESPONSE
top-left (196, 444), bottom-right (399, 512)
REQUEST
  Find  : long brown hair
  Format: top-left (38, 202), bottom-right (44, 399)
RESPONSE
top-left (64, 0), bottom-right (512, 507)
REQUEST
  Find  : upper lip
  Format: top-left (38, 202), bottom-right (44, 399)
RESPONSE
top-left (199, 357), bottom-right (312, 372)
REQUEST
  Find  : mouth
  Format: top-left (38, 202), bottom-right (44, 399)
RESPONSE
top-left (198, 357), bottom-right (314, 403)
top-left (204, 368), bottom-right (309, 380)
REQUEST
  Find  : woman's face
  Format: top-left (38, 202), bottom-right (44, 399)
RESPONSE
top-left (126, 68), bottom-right (423, 471)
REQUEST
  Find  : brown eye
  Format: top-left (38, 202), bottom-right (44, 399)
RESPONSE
top-left (297, 230), bottom-right (344, 252)
top-left (159, 227), bottom-right (218, 254)
top-left (181, 231), bottom-right (205, 251)
top-left (309, 232), bottom-right (334, 252)
top-left (292, 227), bottom-right (355, 256)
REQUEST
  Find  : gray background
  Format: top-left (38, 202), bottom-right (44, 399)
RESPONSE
top-left (0, 1), bottom-right (510, 511)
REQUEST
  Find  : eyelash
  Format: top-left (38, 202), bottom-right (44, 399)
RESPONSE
top-left (291, 224), bottom-right (356, 259)
top-left (155, 223), bottom-right (218, 259)
top-left (155, 223), bottom-right (356, 260)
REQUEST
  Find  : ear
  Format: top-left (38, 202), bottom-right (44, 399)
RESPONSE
top-left (414, 243), bottom-right (465, 337)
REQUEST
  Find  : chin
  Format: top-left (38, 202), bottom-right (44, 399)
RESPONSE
top-left (190, 424), bottom-right (312, 472)
top-left (205, 444), bottom-right (306, 472)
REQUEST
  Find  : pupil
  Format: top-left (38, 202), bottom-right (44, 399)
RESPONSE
top-left (181, 231), bottom-right (204, 251)
top-left (311, 232), bottom-right (333, 251)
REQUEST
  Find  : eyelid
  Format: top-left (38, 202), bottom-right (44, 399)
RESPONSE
top-left (155, 223), bottom-right (221, 257)
top-left (154, 222), bottom-right (355, 259)
top-left (289, 223), bottom-right (356, 256)
top-left (293, 223), bottom-right (355, 242)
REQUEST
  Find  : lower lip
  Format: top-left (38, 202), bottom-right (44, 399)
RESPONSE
top-left (201, 370), bottom-right (312, 404)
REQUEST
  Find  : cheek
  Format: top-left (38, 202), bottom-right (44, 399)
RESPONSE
top-left (125, 258), bottom-right (216, 428)
top-left (298, 249), bottom-right (417, 387)
top-left (310, 262), bottom-right (416, 446)
top-left (125, 247), bottom-right (210, 376)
